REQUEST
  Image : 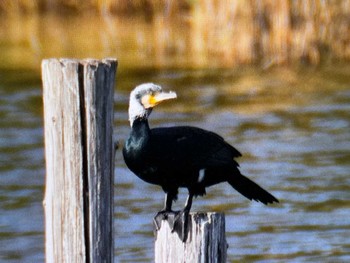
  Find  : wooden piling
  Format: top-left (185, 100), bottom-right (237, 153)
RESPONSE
top-left (42, 58), bottom-right (117, 262)
top-left (155, 212), bottom-right (227, 263)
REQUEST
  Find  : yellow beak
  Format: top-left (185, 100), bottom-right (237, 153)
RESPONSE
top-left (142, 91), bottom-right (177, 108)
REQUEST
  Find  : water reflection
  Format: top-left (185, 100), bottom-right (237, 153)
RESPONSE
top-left (0, 65), bottom-right (350, 262)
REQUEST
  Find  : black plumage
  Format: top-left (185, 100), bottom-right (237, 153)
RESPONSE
top-left (123, 83), bottom-right (278, 241)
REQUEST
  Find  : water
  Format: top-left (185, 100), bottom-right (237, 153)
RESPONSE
top-left (0, 65), bottom-right (350, 262)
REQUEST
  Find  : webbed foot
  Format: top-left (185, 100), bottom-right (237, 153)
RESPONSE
top-left (172, 209), bottom-right (190, 242)
top-left (154, 193), bottom-right (193, 242)
top-left (153, 210), bottom-right (179, 231)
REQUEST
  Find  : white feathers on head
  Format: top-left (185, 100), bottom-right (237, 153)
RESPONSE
top-left (128, 83), bottom-right (162, 127)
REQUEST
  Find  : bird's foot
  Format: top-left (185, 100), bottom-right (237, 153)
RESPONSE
top-left (153, 209), bottom-right (191, 242)
top-left (172, 209), bottom-right (190, 242)
top-left (153, 210), bottom-right (179, 231)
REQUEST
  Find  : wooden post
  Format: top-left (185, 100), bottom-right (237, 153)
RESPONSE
top-left (155, 212), bottom-right (227, 263)
top-left (42, 58), bottom-right (117, 262)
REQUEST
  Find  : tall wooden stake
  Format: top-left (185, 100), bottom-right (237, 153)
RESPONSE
top-left (155, 212), bottom-right (227, 263)
top-left (42, 58), bottom-right (117, 262)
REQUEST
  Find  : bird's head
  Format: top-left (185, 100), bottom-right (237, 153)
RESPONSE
top-left (128, 83), bottom-right (177, 127)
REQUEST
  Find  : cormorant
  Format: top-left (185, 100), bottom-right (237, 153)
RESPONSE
top-left (123, 83), bottom-right (279, 241)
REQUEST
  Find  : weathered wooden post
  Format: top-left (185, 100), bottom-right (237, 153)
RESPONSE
top-left (42, 58), bottom-right (117, 262)
top-left (155, 212), bottom-right (227, 263)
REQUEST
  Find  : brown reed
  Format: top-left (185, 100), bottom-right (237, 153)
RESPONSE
top-left (0, 0), bottom-right (349, 69)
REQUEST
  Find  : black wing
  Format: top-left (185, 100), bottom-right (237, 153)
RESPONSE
top-left (148, 126), bottom-right (241, 170)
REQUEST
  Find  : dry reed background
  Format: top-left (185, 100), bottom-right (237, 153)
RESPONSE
top-left (0, 0), bottom-right (349, 69)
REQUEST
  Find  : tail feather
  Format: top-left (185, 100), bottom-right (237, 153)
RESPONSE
top-left (228, 175), bottom-right (279, 205)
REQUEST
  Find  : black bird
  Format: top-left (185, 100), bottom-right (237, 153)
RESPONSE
top-left (123, 83), bottom-right (278, 241)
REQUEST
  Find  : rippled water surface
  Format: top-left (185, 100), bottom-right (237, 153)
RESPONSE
top-left (0, 65), bottom-right (349, 262)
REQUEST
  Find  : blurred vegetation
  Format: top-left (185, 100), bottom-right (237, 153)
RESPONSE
top-left (0, 0), bottom-right (349, 70)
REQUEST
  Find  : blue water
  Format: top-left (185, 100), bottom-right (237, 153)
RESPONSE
top-left (1, 65), bottom-right (350, 262)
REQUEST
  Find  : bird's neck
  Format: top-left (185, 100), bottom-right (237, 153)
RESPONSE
top-left (124, 117), bottom-right (151, 162)
top-left (129, 106), bottom-right (152, 127)
top-left (131, 117), bottom-right (150, 138)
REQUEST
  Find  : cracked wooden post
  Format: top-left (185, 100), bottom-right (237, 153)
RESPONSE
top-left (42, 58), bottom-right (117, 262)
top-left (155, 212), bottom-right (227, 263)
